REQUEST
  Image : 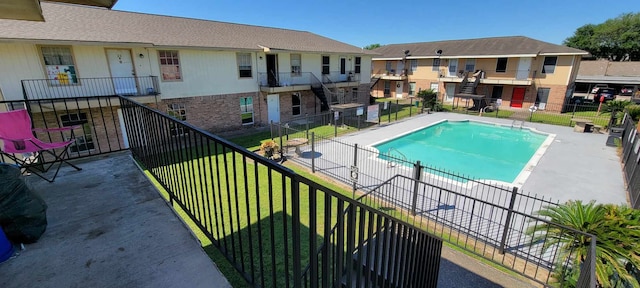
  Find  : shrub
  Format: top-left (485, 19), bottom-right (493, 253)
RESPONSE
top-left (417, 89), bottom-right (441, 111)
top-left (626, 105), bottom-right (640, 121)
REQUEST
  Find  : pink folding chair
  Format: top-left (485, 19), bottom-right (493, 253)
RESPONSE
top-left (0, 109), bottom-right (81, 182)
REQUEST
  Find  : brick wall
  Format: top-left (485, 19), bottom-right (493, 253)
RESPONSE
top-left (160, 92), bottom-right (262, 133)
top-left (30, 106), bottom-right (125, 158)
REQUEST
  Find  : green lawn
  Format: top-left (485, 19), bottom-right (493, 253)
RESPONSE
top-left (141, 142), bottom-right (400, 287)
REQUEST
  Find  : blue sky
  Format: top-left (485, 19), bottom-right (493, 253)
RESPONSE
top-left (113, 0), bottom-right (637, 48)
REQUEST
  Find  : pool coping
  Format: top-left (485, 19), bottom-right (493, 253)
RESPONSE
top-left (365, 119), bottom-right (556, 189)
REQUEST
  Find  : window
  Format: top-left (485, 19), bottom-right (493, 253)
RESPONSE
top-left (158, 50), bottom-right (181, 81)
top-left (290, 54), bottom-right (301, 76)
top-left (167, 103), bottom-right (187, 136)
top-left (240, 97), bottom-right (253, 125)
top-left (384, 81), bottom-right (390, 96)
top-left (237, 53), bottom-right (253, 78)
top-left (542, 56), bottom-right (557, 74)
top-left (292, 93), bottom-right (301, 116)
top-left (60, 113), bottom-right (94, 152)
top-left (496, 58), bottom-right (508, 73)
top-left (41, 46), bottom-right (78, 85)
top-left (409, 82), bottom-right (416, 96)
top-left (410, 59), bottom-right (418, 72)
top-left (465, 59), bottom-right (475, 72)
top-left (430, 82), bottom-right (439, 92)
top-left (351, 88), bottom-right (358, 101)
top-left (354, 57), bottom-right (361, 74)
top-left (322, 56), bottom-right (330, 74)
top-left (432, 59), bottom-right (440, 72)
top-left (385, 61), bottom-right (392, 72)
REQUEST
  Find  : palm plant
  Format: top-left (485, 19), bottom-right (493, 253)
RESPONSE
top-left (527, 201), bottom-right (640, 287)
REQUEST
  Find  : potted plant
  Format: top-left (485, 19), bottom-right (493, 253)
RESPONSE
top-left (260, 140), bottom-right (279, 159)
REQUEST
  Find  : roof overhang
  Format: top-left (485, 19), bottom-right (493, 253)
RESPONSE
top-left (373, 54), bottom-right (539, 60)
top-left (0, 0), bottom-right (117, 22)
top-left (575, 75), bottom-right (640, 85)
top-left (539, 52), bottom-right (589, 56)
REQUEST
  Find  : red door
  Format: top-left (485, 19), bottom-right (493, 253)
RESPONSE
top-left (511, 87), bottom-right (525, 108)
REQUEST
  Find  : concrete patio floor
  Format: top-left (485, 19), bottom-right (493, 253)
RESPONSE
top-left (0, 152), bottom-right (230, 288)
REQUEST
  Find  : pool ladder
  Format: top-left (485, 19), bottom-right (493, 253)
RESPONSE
top-left (511, 120), bottom-right (525, 129)
top-left (386, 147), bottom-right (408, 168)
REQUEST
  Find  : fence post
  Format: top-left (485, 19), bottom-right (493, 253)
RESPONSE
top-left (278, 123), bottom-right (284, 157)
top-left (270, 120), bottom-right (274, 140)
top-left (499, 187), bottom-right (519, 254)
top-left (311, 132), bottom-right (315, 173)
top-left (379, 102), bottom-right (382, 126)
top-left (411, 161), bottom-right (423, 215)
top-left (395, 99), bottom-right (399, 121)
top-left (571, 103), bottom-right (578, 126)
top-left (334, 112), bottom-right (338, 137)
top-left (352, 143), bottom-right (358, 198)
top-left (306, 113), bottom-right (310, 139)
top-left (409, 98), bottom-right (413, 117)
top-left (291, 178), bottom-right (302, 288)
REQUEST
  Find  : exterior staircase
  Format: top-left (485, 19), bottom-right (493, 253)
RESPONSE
top-left (455, 71), bottom-right (487, 110)
top-left (311, 86), bottom-right (330, 111)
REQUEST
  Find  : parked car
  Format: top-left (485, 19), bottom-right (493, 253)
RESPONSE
top-left (621, 85), bottom-right (636, 96)
top-left (591, 84), bottom-right (608, 94)
top-left (594, 88), bottom-right (616, 102)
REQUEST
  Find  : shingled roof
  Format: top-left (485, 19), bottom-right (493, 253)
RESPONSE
top-left (578, 60), bottom-right (640, 76)
top-left (0, 2), bottom-right (373, 55)
top-left (372, 36), bottom-right (588, 59)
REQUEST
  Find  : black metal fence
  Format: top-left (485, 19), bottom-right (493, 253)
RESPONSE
top-left (447, 100), bottom-right (614, 128)
top-left (0, 97), bottom-right (128, 165)
top-left (269, 121), bottom-right (600, 286)
top-left (619, 114), bottom-right (640, 209)
top-left (118, 97), bottom-right (443, 288)
top-left (22, 76), bottom-right (160, 100)
top-left (355, 174), bottom-right (597, 286)
top-left (274, 123), bottom-right (558, 215)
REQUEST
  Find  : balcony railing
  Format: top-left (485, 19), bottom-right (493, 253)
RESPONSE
top-left (117, 97), bottom-right (444, 287)
top-left (321, 71), bottom-right (360, 84)
top-left (21, 76), bottom-right (160, 100)
top-left (258, 72), bottom-right (313, 87)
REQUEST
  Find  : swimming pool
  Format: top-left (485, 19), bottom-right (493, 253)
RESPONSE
top-left (373, 120), bottom-right (553, 184)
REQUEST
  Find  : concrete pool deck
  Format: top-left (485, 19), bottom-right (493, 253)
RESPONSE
top-left (295, 111), bottom-right (628, 206)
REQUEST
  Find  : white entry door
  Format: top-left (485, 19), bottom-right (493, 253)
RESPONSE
top-left (395, 81), bottom-right (403, 98)
top-left (106, 49), bottom-right (138, 95)
top-left (267, 94), bottom-right (280, 123)
top-left (445, 83), bottom-right (456, 102)
top-left (448, 59), bottom-right (458, 77)
top-left (516, 57), bottom-right (532, 80)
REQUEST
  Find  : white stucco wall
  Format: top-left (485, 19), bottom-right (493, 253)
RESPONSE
top-left (0, 42), bottom-right (372, 101)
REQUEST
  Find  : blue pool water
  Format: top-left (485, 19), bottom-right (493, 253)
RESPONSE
top-left (374, 121), bottom-right (548, 183)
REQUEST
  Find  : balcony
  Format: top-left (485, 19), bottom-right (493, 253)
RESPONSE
top-left (438, 69), bottom-right (533, 85)
top-left (0, 151), bottom-right (231, 288)
top-left (372, 69), bottom-right (408, 81)
top-left (320, 71), bottom-right (361, 88)
top-left (21, 76), bottom-right (160, 103)
top-left (258, 72), bottom-right (313, 93)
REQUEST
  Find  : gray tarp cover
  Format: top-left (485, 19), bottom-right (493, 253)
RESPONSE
top-left (0, 164), bottom-right (47, 243)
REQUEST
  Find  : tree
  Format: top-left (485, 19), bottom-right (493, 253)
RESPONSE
top-left (564, 13), bottom-right (640, 61)
top-left (526, 201), bottom-right (640, 287)
top-left (363, 43), bottom-right (381, 50)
